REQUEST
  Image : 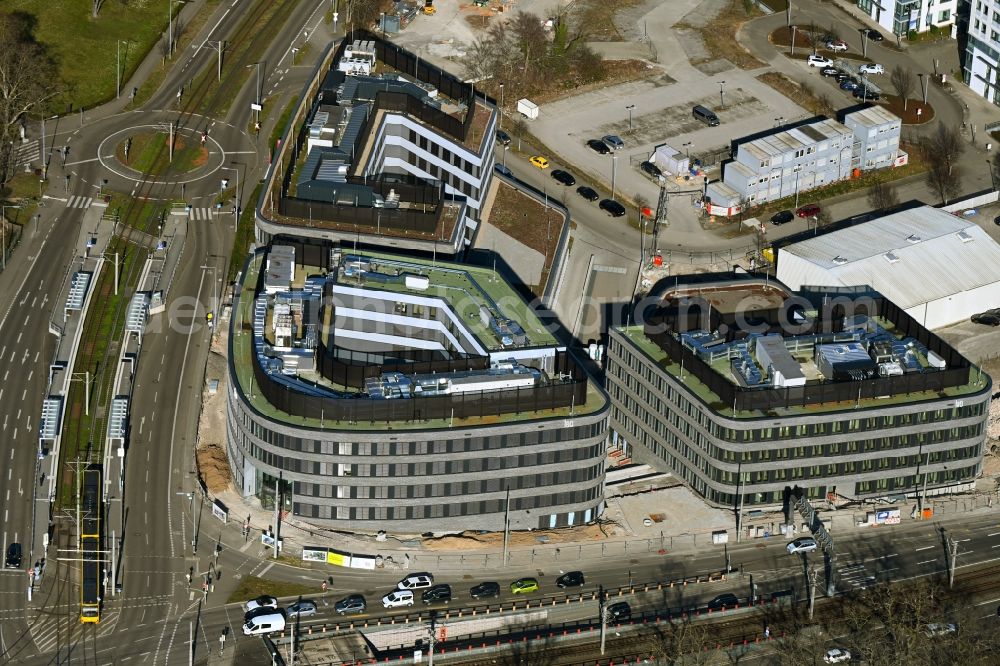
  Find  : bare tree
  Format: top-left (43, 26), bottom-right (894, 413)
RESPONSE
top-left (0, 13), bottom-right (62, 186)
top-left (926, 164), bottom-right (962, 204)
top-left (890, 66), bottom-right (916, 111)
top-left (923, 124), bottom-right (962, 176)
top-left (813, 92), bottom-right (836, 118)
top-left (511, 118), bottom-right (528, 151)
top-left (867, 174), bottom-right (900, 212)
top-left (802, 22), bottom-right (825, 53)
top-left (648, 617), bottom-right (714, 666)
top-left (92, 0), bottom-right (104, 19)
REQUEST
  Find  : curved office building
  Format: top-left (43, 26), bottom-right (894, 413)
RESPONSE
top-left (226, 241), bottom-right (609, 534)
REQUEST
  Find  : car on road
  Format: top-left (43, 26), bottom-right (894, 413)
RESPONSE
top-left (382, 590), bottom-right (415, 608)
top-left (510, 578), bottom-right (540, 595)
top-left (576, 186), bottom-right (599, 202)
top-left (494, 163), bottom-right (513, 178)
top-left (551, 169), bottom-right (576, 186)
top-left (5, 543), bottom-right (21, 569)
top-left (823, 648), bottom-right (852, 664)
top-left (397, 573), bottom-right (434, 590)
top-left (495, 129), bottom-right (511, 146)
top-left (607, 601), bottom-right (631, 621)
top-left (603, 135), bottom-right (624, 150)
top-left (786, 537), bottom-right (819, 554)
top-left (245, 595), bottom-right (279, 612)
top-left (975, 310), bottom-right (1000, 326)
top-left (556, 571), bottom-right (585, 588)
top-left (858, 63), bottom-right (884, 75)
top-left (599, 199), bottom-right (626, 217)
top-left (825, 39), bottom-right (848, 52)
top-left (995, 214), bottom-right (1000, 226)
top-left (470, 581), bottom-right (501, 600)
top-left (286, 600), bottom-right (318, 618)
top-left (640, 161), bottom-right (662, 178)
top-left (839, 79), bottom-right (859, 91)
top-left (807, 55), bottom-right (834, 68)
top-left (587, 139), bottom-right (611, 155)
top-left (864, 30), bottom-right (884, 42)
top-left (796, 203), bottom-right (822, 218)
top-left (334, 594), bottom-right (367, 615)
top-left (421, 584), bottom-right (452, 605)
top-left (853, 87), bottom-right (881, 100)
top-left (820, 66), bottom-right (840, 77)
top-left (770, 210), bottom-right (794, 226)
top-left (243, 611), bottom-right (286, 636)
top-left (529, 155), bottom-right (550, 169)
top-left (706, 593), bottom-right (740, 611)
top-left (925, 623), bottom-right (957, 637)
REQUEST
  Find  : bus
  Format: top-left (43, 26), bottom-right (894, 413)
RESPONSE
top-left (80, 469), bottom-right (101, 624)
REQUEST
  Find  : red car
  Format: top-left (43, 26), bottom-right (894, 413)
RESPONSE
top-left (796, 204), bottom-right (821, 218)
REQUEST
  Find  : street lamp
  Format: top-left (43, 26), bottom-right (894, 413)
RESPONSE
top-left (682, 141), bottom-right (693, 160)
top-left (861, 29), bottom-right (870, 59)
top-left (1, 204), bottom-right (21, 270)
top-left (717, 81), bottom-right (726, 109)
top-left (774, 116), bottom-right (785, 128)
top-left (625, 104), bottom-right (635, 133)
top-left (247, 62), bottom-right (263, 124)
top-left (502, 145), bottom-right (509, 168)
top-left (498, 83), bottom-right (504, 129)
top-left (610, 153), bottom-right (618, 201)
top-left (918, 72), bottom-right (929, 104)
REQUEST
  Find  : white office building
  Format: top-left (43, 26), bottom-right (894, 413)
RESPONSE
top-left (857, 0), bottom-right (957, 36)
top-left (962, 0), bottom-right (1000, 105)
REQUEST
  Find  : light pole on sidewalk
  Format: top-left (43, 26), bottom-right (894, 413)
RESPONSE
top-left (611, 153), bottom-right (618, 201)
top-left (626, 104), bottom-right (635, 132)
top-left (717, 80), bottom-right (726, 109)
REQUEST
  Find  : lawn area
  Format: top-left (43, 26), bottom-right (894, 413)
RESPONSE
top-left (486, 183), bottom-right (565, 296)
top-left (228, 184), bottom-right (262, 282)
top-left (8, 0), bottom-right (177, 109)
top-left (118, 131), bottom-right (208, 177)
top-left (226, 575), bottom-right (319, 605)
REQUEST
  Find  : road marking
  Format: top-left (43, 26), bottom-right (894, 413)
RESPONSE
top-left (917, 558), bottom-right (937, 565)
top-left (2, 371), bottom-right (6, 382)
top-left (22, 315), bottom-right (27, 326)
top-left (988, 532), bottom-right (1000, 537)
top-left (27, 370), bottom-right (32, 382)
top-left (15, 410), bottom-right (20, 421)
top-left (30, 296), bottom-right (36, 308)
top-left (15, 332), bottom-right (21, 344)
top-left (20, 389), bottom-right (25, 400)
top-left (0, 346), bottom-right (5, 359)
top-left (32, 351), bottom-right (38, 363)
top-left (915, 545), bottom-right (934, 551)
top-left (992, 544), bottom-right (1000, 549)
top-left (11, 429), bottom-right (15, 440)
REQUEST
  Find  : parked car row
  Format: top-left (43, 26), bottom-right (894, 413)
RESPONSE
top-left (971, 308), bottom-right (1000, 326)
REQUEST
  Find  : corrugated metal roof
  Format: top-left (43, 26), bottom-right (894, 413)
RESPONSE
top-left (844, 106), bottom-right (899, 128)
top-left (778, 206), bottom-right (1000, 309)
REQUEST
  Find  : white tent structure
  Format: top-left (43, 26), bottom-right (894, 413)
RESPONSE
top-left (777, 206), bottom-right (1000, 330)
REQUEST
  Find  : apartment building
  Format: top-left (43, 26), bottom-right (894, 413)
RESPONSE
top-left (857, 0), bottom-right (957, 36)
top-left (962, 0), bottom-right (1000, 105)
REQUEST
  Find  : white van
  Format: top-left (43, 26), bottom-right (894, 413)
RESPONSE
top-left (243, 611), bottom-right (286, 636)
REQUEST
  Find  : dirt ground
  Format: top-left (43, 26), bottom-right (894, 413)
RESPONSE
top-left (196, 325), bottom-right (233, 493)
top-left (422, 522), bottom-right (620, 550)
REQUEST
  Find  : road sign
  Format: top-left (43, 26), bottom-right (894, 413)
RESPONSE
top-left (251, 103), bottom-right (262, 111)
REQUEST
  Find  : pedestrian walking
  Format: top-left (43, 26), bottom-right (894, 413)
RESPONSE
top-left (321, 580), bottom-right (328, 593)
top-left (764, 626), bottom-right (770, 640)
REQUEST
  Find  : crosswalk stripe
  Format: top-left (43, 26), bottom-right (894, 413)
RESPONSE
top-left (13, 140), bottom-right (40, 166)
top-left (189, 207), bottom-right (213, 221)
top-left (67, 196), bottom-right (93, 209)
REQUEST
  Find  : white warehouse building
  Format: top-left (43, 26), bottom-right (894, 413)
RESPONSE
top-left (776, 206), bottom-right (1000, 330)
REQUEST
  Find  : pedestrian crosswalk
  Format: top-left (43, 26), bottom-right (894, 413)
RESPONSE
top-left (67, 195), bottom-right (93, 209)
top-left (188, 207), bottom-right (214, 221)
top-left (13, 139), bottom-right (40, 167)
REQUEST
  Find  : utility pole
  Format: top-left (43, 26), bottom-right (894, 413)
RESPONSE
top-left (791, 26), bottom-right (798, 56)
top-left (948, 535), bottom-right (958, 588)
top-left (599, 586), bottom-right (608, 655)
top-left (502, 486), bottom-right (511, 567)
top-left (428, 612), bottom-right (437, 666)
top-left (189, 620), bottom-right (194, 666)
top-left (807, 566), bottom-right (818, 620)
top-left (273, 472), bottom-right (281, 560)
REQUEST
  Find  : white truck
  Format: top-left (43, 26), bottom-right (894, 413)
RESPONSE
top-left (516, 98), bottom-right (539, 120)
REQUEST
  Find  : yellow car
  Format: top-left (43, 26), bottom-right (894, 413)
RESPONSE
top-left (529, 155), bottom-right (550, 169)
top-left (510, 578), bottom-right (539, 594)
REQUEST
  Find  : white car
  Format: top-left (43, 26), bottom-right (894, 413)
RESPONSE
top-left (807, 55), bottom-right (834, 68)
top-left (824, 648), bottom-right (852, 664)
top-left (245, 595), bottom-right (279, 612)
top-left (925, 622), bottom-right (957, 637)
top-left (825, 40), bottom-right (848, 52)
top-left (396, 573), bottom-right (434, 590)
top-left (382, 590), bottom-right (415, 608)
top-left (786, 537), bottom-right (818, 554)
top-left (858, 63), bottom-right (885, 75)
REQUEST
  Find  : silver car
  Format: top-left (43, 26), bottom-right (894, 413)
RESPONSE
top-left (603, 135), bottom-right (624, 150)
top-left (786, 537), bottom-right (818, 554)
top-left (286, 600), bottom-right (318, 618)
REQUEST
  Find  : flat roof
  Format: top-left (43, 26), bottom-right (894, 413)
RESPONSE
top-left (844, 106), bottom-right (900, 128)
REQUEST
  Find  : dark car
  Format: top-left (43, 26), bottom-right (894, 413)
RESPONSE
top-left (796, 203), bottom-right (821, 218)
top-left (421, 584), bottom-right (452, 604)
top-left (820, 67), bottom-right (840, 77)
top-left (770, 210), bottom-right (794, 226)
top-left (470, 581), bottom-right (501, 600)
top-left (551, 169), bottom-right (576, 186)
top-left (835, 71), bottom-right (854, 82)
top-left (576, 186), bottom-right (599, 201)
top-left (495, 129), bottom-right (512, 146)
top-left (865, 30), bottom-right (885, 41)
top-left (334, 594), bottom-right (367, 615)
top-left (5, 543), bottom-right (21, 569)
top-left (494, 163), bottom-right (513, 178)
top-left (556, 571), bottom-right (585, 588)
top-left (971, 312), bottom-right (1000, 326)
top-left (707, 593), bottom-right (740, 611)
top-left (840, 79), bottom-right (859, 91)
top-left (607, 601), bottom-right (631, 621)
top-left (994, 214), bottom-right (1000, 226)
top-left (640, 161), bottom-right (662, 178)
top-left (599, 199), bottom-right (626, 217)
top-left (853, 87), bottom-right (880, 100)
top-left (587, 139), bottom-right (611, 155)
